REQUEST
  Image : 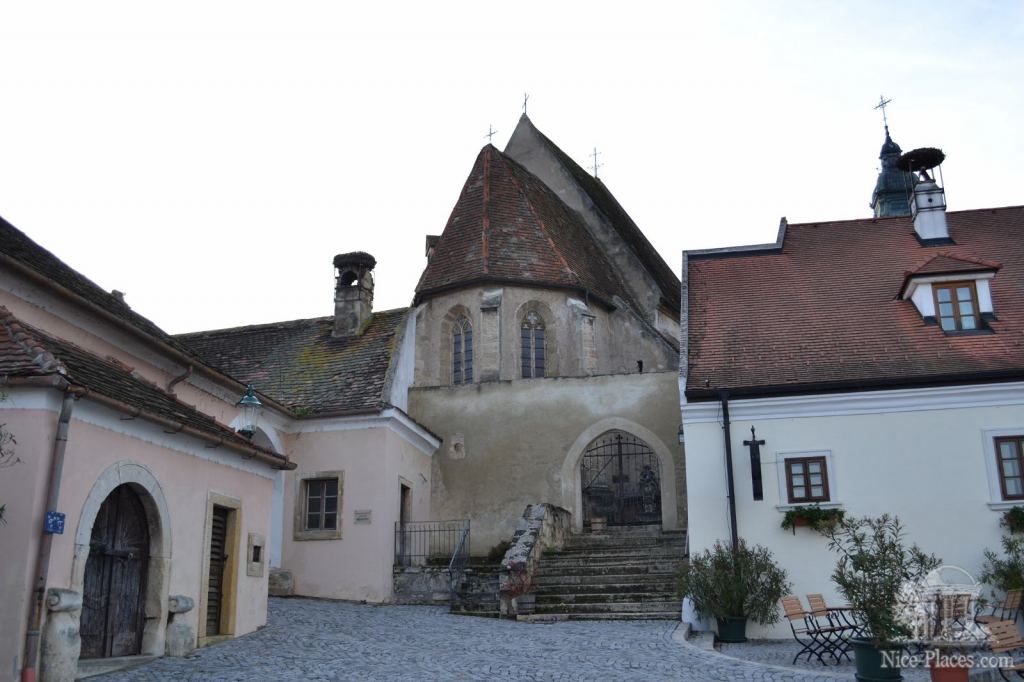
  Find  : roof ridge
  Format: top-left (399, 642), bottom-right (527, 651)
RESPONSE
top-left (787, 204), bottom-right (1024, 229)
top-left (0, 306), bottom-right (67, 375)
top-left (175, 308), bottom-right (408, 339)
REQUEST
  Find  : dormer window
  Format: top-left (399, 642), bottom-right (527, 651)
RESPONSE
top-left (933, 281), bottom-right (980, 332)
top-left (899, 252), bottom-right (1000, 333)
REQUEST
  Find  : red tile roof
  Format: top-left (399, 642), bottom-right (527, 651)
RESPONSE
top-left (0, 307), bottom-right (286, 462)
top-left (685, 206), bottom-right (1024, 398)
top-left (414, 145), bottom-right (632, 308)
top-left (907, 252), bottom-right (1001, 276)
top-left (515, 116), bottom-right (681, 313)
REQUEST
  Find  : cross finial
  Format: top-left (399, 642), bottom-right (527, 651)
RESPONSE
top-left (485, 125), bottom-right (498, 144)
top-left (523, 92), bottom-right (529, 115)
top-left (874, 95), bottom-right (893, 132)
top-left (590, 147), bottom-right (603, 178)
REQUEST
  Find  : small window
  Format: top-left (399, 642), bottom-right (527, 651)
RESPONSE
top-left (304, 478), bottom-right (339, 531)
top-left (785, 457), bottom-right (830, 503)
top-left (933, 281), bottom-right (980, 332)
top-left (452, 316), bottom-right (473, 384)
top-left (995, 437), bottom-right (1024, 501)
top-left (521, 311), bottom-right (545, 378)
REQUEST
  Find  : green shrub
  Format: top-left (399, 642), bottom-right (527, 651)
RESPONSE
top-left (980, 533), bottom-right (1024, 594)
top-left (676, 539), bottom-right (790, 625)
top-left (487, 540), bottom-right (512, 563)
top-left (780, 505), bottom-right (845, 534)
top-left (826, 514), bottom-right (940, 646)
top-left (1001, 507), bottom-right (1024, 534)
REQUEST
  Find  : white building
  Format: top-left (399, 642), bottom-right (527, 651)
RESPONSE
top-left (680, 133), bottom-right (1024, 638)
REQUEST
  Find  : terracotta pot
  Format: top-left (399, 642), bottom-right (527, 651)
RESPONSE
top-left (928, 663), bottom-right (969, 682)
top-left (792, 516), bottom-right (812, 527)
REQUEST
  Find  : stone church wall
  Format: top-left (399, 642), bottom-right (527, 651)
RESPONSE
top-left (408, 370), bottom-right (684, 554)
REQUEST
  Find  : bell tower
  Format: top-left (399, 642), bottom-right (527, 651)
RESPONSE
top-left (870, 126), bottom-right (916, 218)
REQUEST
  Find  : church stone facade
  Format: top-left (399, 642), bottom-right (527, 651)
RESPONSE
top-left (408, 116), bottom-right (685, 552)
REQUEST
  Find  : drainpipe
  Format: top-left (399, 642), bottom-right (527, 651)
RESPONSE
top-left (718, 389), bottom-right (739, 552)
top-left (166, 364), bottom-right (192, 394)
top-left (21, 391), bottom-right (76, 682)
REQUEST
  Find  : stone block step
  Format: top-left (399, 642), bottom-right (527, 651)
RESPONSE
top-left (534, 565), bottom-right (678, 578)
top-left (532, 572), bottom-right (676, 586)
top-left (534, 600), bottom-right (679, 615)
top-left (534, 581), bottom-right (675, 595)
top-left (538, 554), bottom-right (681, 566)
top-left (451, 609), bottom-right (500, 618)
top-left (536, 592), bottom-right (677, 605)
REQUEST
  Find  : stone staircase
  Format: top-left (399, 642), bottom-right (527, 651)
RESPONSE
top-left (529, 527), bottom-right (686, 621)
top-left (450, 559), bottom-right (502, 618)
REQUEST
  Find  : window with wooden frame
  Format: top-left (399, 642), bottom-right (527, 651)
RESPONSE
top-left (933, 281), bottom-right (981, 332)
top-left (520, 311), bottom-right (546, 378)
top-left (303, 478), bottom-right (339, 531)
top-left (995, 437), bottom-right (1024, 501)
top-left (452, 316), bottom-right (473, 384)
top-left (785, 457), bottom-right (830, 503)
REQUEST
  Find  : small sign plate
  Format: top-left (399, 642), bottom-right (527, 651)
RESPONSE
top-left (44, 511), bottom-right (66, 535)
top-left (354, 509), bottom-right (372, 524)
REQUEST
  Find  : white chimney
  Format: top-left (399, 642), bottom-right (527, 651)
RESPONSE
top-left (910, 173), bottom-right (948, 241)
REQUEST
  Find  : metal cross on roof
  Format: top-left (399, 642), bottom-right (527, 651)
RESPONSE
top-left (874, 95), bottom-right (893, 130)
top-left (485, 125), bottom-right (497, 143)
top-left (590, 147), bottom-right (603, 178)
top-left (523, 92), bottom-right (529, 115)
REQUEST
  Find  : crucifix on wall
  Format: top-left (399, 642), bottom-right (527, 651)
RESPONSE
top-left (743, 426), bottom-right (765, 501)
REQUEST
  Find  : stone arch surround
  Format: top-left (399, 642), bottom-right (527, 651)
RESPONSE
top-left (560, 417), bottom-right (678, 532)
top-left (69, 461), bottom-right (173, 659)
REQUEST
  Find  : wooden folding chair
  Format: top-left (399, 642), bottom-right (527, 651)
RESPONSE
top-left (983, 619), bottom-right (1024, 681)
top-left (979, 589), bottom-right (1024, 626)
top-left (807, 593), bottom-right (859, 661)
top-left (780, 595), bottom-right (849, 665)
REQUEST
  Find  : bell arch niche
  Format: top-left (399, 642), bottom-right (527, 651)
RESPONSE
top-left (562, 418), bottom-right (678, 532)
top-left (69, 461), bottom-right (172, 663)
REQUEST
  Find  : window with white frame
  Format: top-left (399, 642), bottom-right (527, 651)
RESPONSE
top-left (775, 450), bottom-right (838, 508)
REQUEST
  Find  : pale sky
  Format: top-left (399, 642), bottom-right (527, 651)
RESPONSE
top-left (1, 2), bottom-right (1021, 334)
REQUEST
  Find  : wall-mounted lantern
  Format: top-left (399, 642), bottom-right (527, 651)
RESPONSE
top-left (236, 384), bottom-right (263, 439)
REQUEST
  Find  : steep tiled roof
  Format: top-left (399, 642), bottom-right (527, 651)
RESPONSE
top-left (175, 309), bottom-right (407, 415)
top-left (0, 215), bottom-right (201, 358)
top-left (518, 116), bottom-right (681, 313)
top-left (414, 145), bottom-right (632, 308)
top-left (0, 307), bottom-right (283, 460)
top-left (686, 206), bottom-right (1024, 398)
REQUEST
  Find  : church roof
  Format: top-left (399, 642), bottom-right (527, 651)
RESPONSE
top-left (512, 116), bottom-right (682, 313)
top-left (684, 206), bottom-right (1024, 399)
top-left (0, 306), bottom-right (289, 466)
top-left (414, 145), bottom-right (631, 307)
top-left (176, 309), bottom-right (408, 415)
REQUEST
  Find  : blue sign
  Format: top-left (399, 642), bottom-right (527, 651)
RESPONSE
top-left (44, 511), bottom-right (65, 535)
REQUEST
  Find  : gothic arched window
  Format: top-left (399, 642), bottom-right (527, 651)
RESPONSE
top-left (452, 316), bottom-right (473, 384)
top-left (521, 311), bottom-right (545, 378)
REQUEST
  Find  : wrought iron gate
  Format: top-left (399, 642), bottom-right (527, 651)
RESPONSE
top-left (581, 431), bottom-right (661, 527)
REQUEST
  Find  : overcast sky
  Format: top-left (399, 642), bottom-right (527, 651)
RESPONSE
top-left (1, 2), bottom-right (1021, 333)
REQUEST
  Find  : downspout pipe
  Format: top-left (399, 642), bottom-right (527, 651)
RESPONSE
top-left (718, 389), bottom-right (739, 552)
top-left (21, 391), bottom-right (75, 682)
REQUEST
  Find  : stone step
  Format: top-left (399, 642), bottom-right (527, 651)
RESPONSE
top-left (532, 571), bottom-right (676, 585)
top-left (451, 609), bottom-right (500, 618)
top-left (534, 564), bottom-right (679, 578)
top-left (534, 600), bottom-right (679, 615)
top-left (534, 581), bottom-right (675, 595)
top-left (538, 553), bottom-right (682, 564)
top-left (536, 592), bottom-right (677, 605)
top-left (520, 611), bottom-right (680, 622)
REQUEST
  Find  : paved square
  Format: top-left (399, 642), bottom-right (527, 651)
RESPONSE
top-left (98, 598), bottom-right (851, 681)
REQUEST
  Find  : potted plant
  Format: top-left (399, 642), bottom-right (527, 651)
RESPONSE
top-left (1000, 506), bottom-right (1024, 535)
top-left (781, 505), bottom-right (845, 534)
top-left (827, 515), bottom-right (940, 682)
top-left (676, 539), bottom-right (790, 643)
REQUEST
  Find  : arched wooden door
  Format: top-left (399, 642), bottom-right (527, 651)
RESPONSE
top-left (581, 431), bottom-right (662, 527)
top-left (80, 484), bottom-right (150, 659)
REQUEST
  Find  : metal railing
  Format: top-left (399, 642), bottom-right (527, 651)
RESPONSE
top-left (448, 520), bottom-right (471, 601)
top-left (394, 519), bottom-right (470, 568)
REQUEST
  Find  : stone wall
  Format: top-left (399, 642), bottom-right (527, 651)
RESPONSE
top-left (409, 371), bottom-right (685, 553)
top-left (391, 566), bottom-right (452, 605)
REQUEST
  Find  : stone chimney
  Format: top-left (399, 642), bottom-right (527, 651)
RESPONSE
top-left (333, 252), bottom-right (376, 337)
top-left (910, 171), bottom-right (948, 241)
top-left (424, 235), bottom-right (440, 261)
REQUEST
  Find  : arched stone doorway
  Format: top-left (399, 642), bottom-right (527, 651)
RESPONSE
top-left (580, 431), bottom-right (661, 527)
top-left (561, 418), bottom-right (679, 533)
top-left (80, 484), bottom-right (150, 659)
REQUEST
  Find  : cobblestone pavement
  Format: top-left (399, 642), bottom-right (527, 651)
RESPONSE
top-left (720, 640), bottom-right (933, 681)
top-left (99, 598), bottom-right (855, 681)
